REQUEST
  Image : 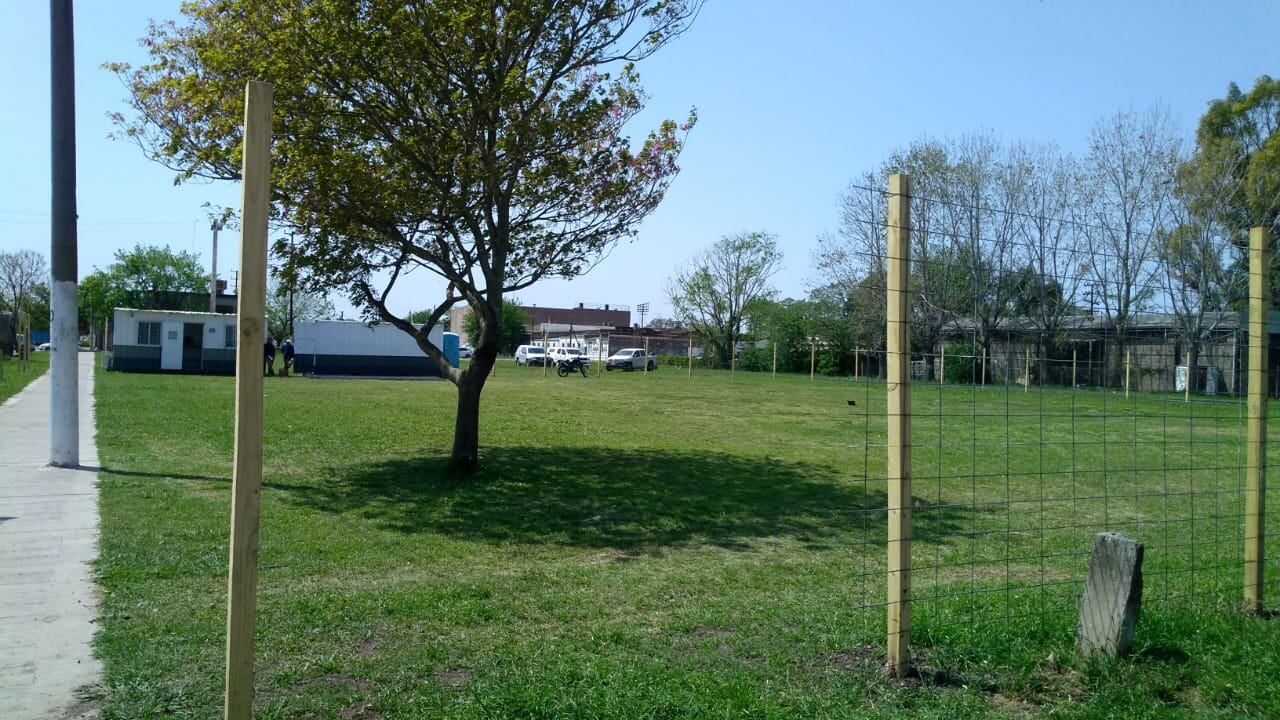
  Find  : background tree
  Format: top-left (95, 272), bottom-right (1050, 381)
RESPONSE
top-left (111, 0), bottom-right (700, 469)
top-left (1191, 76), bottom-right (1280, 240)
top-left (740, 297), bottom-right (812, 373)
top-left (668, 232), bottom-right (782, 368)
top-left (1010, 142), bottom-right (1085, 384)
top-left (265, 277), bottom-right (335, 341)
top-left (463, 300), bottom-right (528, 355)
top-left (1159, 148), bottom-right (1248, 388)
top-left (81, 244), bottom-right (209, 315)
top-left (1082, 106), bottom-right (1181, 386)
top-left (0, 250), bottom-right (49, 348)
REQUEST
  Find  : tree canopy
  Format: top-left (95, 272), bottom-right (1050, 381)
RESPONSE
top-left (667, 231), bottom-right (782, 367)
top-left (79, 244), bottom-right (209, 321)
top-left (111, 0), bottom-right (700, 467)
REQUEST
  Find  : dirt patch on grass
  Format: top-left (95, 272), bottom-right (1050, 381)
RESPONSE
top-left (436, 667), bottom-right (471, 691)
top-left (826, 645), bottom-right (1089, 713)
top-left (355, 632), bottom-right (383, 659)
top-left (827, 644), bottom-right (883, 676)
top-left (293, 674), bottom-right (375, 693)
top-left (339, 700), bottom-right (382, 719)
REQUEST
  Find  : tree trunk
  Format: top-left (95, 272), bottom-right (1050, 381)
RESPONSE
top-left (450, 349), bottom-right (495, 471)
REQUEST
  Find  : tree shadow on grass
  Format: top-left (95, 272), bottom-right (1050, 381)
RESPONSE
top-left (282, 446), bottom-right (966, 552)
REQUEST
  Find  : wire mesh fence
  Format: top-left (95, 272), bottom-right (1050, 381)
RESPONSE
top-left (814, 173), bottom-right (1278, 675)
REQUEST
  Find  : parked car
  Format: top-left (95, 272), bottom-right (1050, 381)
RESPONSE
top-left (458, 345), bottom-right (474, 359)
top-left (605, 347), bottom-right (654, 371)
top-left (547, 347), bottom-right (590, 366)
top-left (35, 342), bottom-right (51, 351)
top-left (514, 344), bottom-right (549, 366)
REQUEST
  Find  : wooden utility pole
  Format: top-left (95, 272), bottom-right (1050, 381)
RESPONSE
top-left (687, 336), bottom-right (693, 378)
top-left (885, 173), bottom-right (912, 678)
top-left (49, 0), bottom-right (79, 467)
top-left (810, 342), bottom-right (816, 380)
top-left (1245, 226), bottom-right (1269, 613)
top-left (224, 80), bottom-right (272, 720)
top-left (772, 342), bottom-right (778, 379)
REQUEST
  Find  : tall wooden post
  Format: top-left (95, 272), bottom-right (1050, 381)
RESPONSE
top-left (886, 173), bottom-right (912, 678)
top-left (772, 342), bottom-right (777, 379)
top-left (644, 337), bottom-right (650, 377)
top-left (1072, 348), bottom-right (1078, 388)
top-left (853, 348), bottom-right (859, 380)
top-left (1124, 350), bottom-right (1131, 399)
top-left (1245, 226), bottom-right (1269, 612)
top-left (600, 332), bottom-right (608, 376)
top-left (981, 349), bottom-right (987, 387)
top-left (809, 342), bottom-right (816, 380)
top-left (939, 345), bottom-right (945, 385)
top-left (687, 336), bottom-right (692, 378)
top-left (730, 339), bottom-right (736, 378)
top-left (1024, 346), bottom-right (1031, 393)
top-left (225, 80), bottom-right (272, 720)
top-left (542, 328), bottom-right (549, 378)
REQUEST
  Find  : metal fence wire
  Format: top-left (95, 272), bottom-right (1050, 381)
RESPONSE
top-left (826, 174), bottom-right (1276, 677)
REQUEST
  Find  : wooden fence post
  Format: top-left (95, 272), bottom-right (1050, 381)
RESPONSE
top-left (853, 348), bottom-right (859, 381)
top-left (600, 332), bottom-right (608, 376)
top-left (1245, 226), bottom-right (1269, 613)
top-left (810, 342), bottom-right (816, 380)
top-left (730, 339), bottom-right (735, 378)
top-left (644, 337), bottom-right (650, 377)
top-left (687, 336), bottom-right (692, 378)
top-left (886, 173), bottom-right (912, 678)
top-left (939, 345), bottom-right (945, 385)
top-left (224, 79), bottom-right (272, 720)
top-left (1024, 346), bottom-right (1031, 393)
top-left (1072, 348), bottom-right (1077, 389)
top-left (542, 328), bottom-right (549, 378)
top-left (772, 342), bottom-right (777, 379)
top-left (1124, 350), bottom-right (1131, 399)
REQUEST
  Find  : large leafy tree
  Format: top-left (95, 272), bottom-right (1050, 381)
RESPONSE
top-left (1192, 76), bottom-right (1280, 239)
top-left (667, 232), bottom-right (782, 368)
top-left (110, 0), bottom-right (699, 468)
top-left (79, 244), bottom-right (209, 320)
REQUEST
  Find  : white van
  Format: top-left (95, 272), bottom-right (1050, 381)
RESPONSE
top-left (514, 344), bottom-right (549, 366)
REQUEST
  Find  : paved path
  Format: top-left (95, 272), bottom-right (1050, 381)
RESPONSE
top-left (0, 353), bottom-right (101, 719)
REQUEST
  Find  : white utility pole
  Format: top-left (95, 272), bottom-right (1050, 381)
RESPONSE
top-left (49, 0), bottom-right (79, 467)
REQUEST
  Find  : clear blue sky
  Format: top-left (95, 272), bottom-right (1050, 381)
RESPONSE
top-left (2, 1), bottom-right (1276, 321)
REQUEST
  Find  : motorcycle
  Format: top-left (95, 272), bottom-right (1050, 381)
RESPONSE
top-left (556, 357), bottom-right (589, 377)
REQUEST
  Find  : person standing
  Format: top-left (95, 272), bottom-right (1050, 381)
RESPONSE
top-left (282, 338), bottom-right (295, 376)
top-left (264, 337), bottom-right (276, 376)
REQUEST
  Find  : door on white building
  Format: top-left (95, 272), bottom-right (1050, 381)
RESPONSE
top-left (160, 320), bottom-right (183, 370)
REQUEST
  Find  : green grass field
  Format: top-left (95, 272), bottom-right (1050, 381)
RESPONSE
top-left (0, 351), bottom-right (49, 404)
top-left (90, 362), bottom-right (1280, 718)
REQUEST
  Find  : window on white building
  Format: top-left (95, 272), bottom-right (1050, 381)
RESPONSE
top-left (137, 321), bottom-right (161, 346)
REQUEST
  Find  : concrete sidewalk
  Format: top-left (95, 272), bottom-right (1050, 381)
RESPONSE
top-left (0, 353), bottom-right (101, 719)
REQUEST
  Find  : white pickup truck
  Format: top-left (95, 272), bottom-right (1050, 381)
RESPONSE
top-left (547, 347), bottom-right (591, 365)
top-left (605, 347), bottom-right (655, 371)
